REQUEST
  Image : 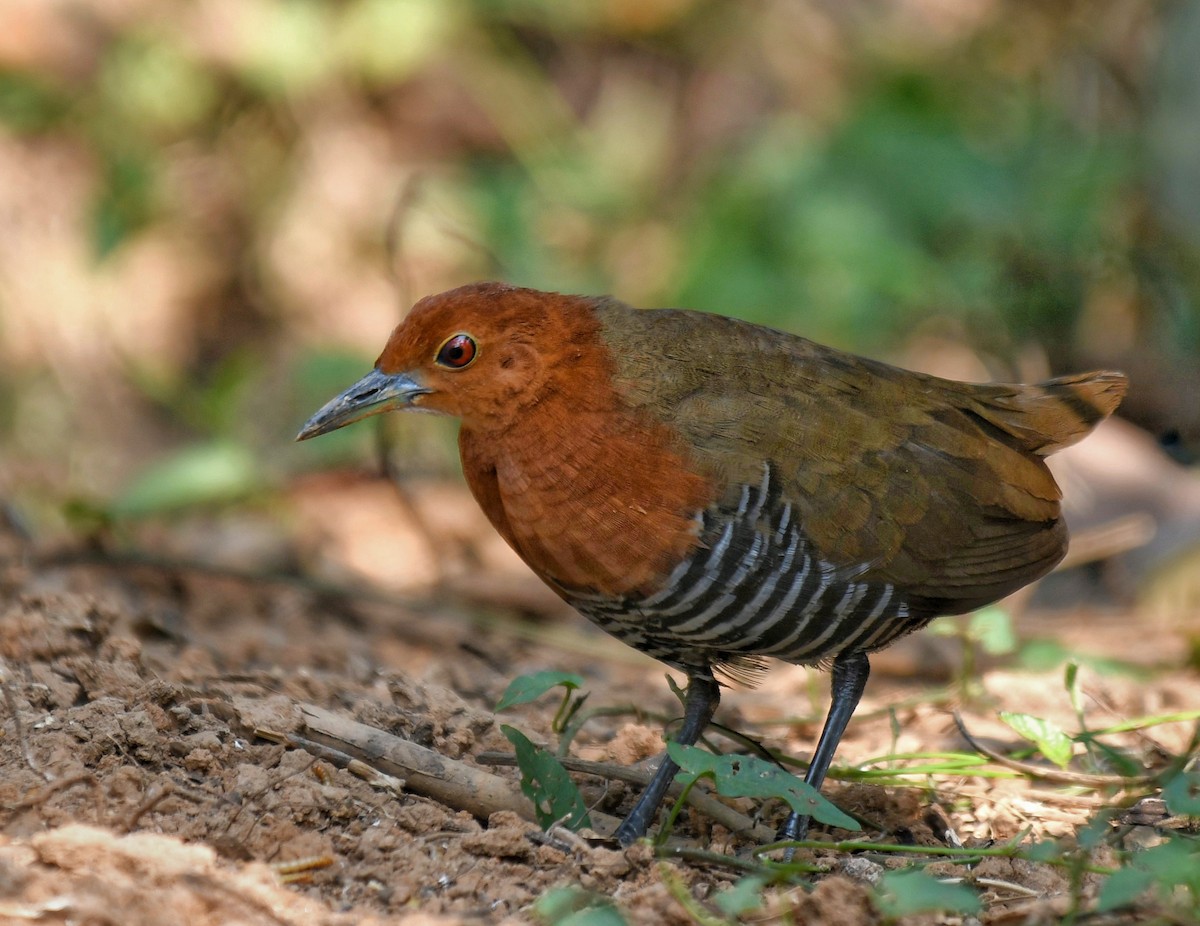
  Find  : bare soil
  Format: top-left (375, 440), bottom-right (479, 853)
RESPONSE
top-left (1, 476), bottom-right (1198, 925)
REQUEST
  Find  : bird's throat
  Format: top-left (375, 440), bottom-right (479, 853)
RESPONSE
top-left (458, 400), bottom-right (713, 600)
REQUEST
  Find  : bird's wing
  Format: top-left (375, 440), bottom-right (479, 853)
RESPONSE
top-left (601, 307), bottom-right (1119, 613)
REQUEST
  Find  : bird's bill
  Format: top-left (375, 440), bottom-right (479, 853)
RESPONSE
top-left (296, 368), bottom-right (430, 441)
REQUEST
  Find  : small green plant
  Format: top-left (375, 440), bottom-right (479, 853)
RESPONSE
top-left (496, 672), bottom-right (591, 831)
top-left (665, 743), bottom-right (860, 840)
top-left (496, 670), bottom-right (586, 732)
top-left (500, 725), bottom-right (592, 831)
top-left (986, 657), bottom-right (1200, 784)
top-left (999, 710), bottom-right (1074, 769)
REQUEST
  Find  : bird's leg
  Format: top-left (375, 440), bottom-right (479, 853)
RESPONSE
top-left (777, 650), bottom-right (870, 843)
top-left (614, 668), bottom-right (720, 846)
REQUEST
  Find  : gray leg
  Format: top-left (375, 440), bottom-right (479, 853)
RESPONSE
top-left (777, 651), bottom-right (870, 842)
top-left (615, 669), bottom-right (720, 845)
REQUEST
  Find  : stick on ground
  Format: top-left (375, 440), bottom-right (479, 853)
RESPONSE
top-left (296, 703), bottom-right (623, 834)
top-left (292, 703), bottom-right (778, 844)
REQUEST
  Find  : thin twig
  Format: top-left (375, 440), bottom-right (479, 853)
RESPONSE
top-left (654, 843), bottom-right (788, 874)
top-left (0, 659), bottom-right (51, 781)
top-left (953, 713), bottom-right (1154, 787)
top-left (477, 749), bottom-right (655, 785)
top-left (753, 838), bottom-right (1117, 876)
top-left (123, 781), bottom-right (177, 832)
top-left (258, 728), bottom-right (406, 793)
top-left (2, 772), bottom-right (96, 815)
top-left (975, 876), bottom-right (1043, 898)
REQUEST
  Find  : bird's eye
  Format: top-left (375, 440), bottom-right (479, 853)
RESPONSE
top-left (435, 334), bottom-right (477, 369)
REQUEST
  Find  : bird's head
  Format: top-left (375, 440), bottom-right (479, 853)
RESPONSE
top-left (297, 282), bottom-right (588, 440)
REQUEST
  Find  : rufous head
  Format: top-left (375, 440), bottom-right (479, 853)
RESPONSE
top-left (297, 282), bottom-right (588, 439)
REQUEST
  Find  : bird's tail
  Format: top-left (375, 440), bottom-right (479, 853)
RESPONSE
top-left (965, 370), bottom-right (1129, 457)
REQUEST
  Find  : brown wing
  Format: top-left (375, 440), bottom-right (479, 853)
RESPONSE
top-left (599, 304), bottom-right (1127, 615)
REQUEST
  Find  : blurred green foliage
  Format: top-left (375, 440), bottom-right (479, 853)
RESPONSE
top-left (0, 0), bottom-right (1196, 517)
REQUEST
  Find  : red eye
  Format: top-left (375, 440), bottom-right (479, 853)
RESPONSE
top-left (436, 334), bottom-right (477, 369)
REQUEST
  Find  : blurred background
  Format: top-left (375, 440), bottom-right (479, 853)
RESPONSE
top-left (1, 0), bottom-right (1198, 616)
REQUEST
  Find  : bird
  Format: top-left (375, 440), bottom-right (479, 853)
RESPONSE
top-left (297, 281), bottom-right (1128, 846)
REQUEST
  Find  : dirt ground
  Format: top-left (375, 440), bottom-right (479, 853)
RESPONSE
top-left (1, 474), bottom-right (1198, 926)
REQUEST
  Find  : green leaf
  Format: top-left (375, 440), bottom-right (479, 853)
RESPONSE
top-left (667, 743), bottom-right (859, 831)
top-left (713, 876), bottom-right (767, 916)
top-left (999, 711), bottom-right (1074, 769)
top-left (967, 606), bottom-right (1016, 655)
top-left (1064, 660), bottom-right (1084, 716)
top-left (496, 671), bottom-right (585, 712)
top-left (534, 887), bottom-right (628, 926)
top-left (111, 442), bottom-right (260, 517)
top-left (1163, 771), bottom-right (1200, 817)
top-left (1023, 840), bottom-right (1063, 863)
top-left (91, 150), bottom-right (156, 258)
top-left (501, 725), bottom-right (591, 831)
top-left (1095, 866), bottom-right (1154, 912)
top-left (875, 868), bottom-right (982, 917)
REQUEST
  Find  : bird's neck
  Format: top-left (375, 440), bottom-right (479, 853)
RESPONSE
top-left (458, 382), bottom-right (713, 599)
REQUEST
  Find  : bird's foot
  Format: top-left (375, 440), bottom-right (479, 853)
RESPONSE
top-left (613, 817), bottom-right (646, 847)
top-left (775, 812), bottom-right (811, 862)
